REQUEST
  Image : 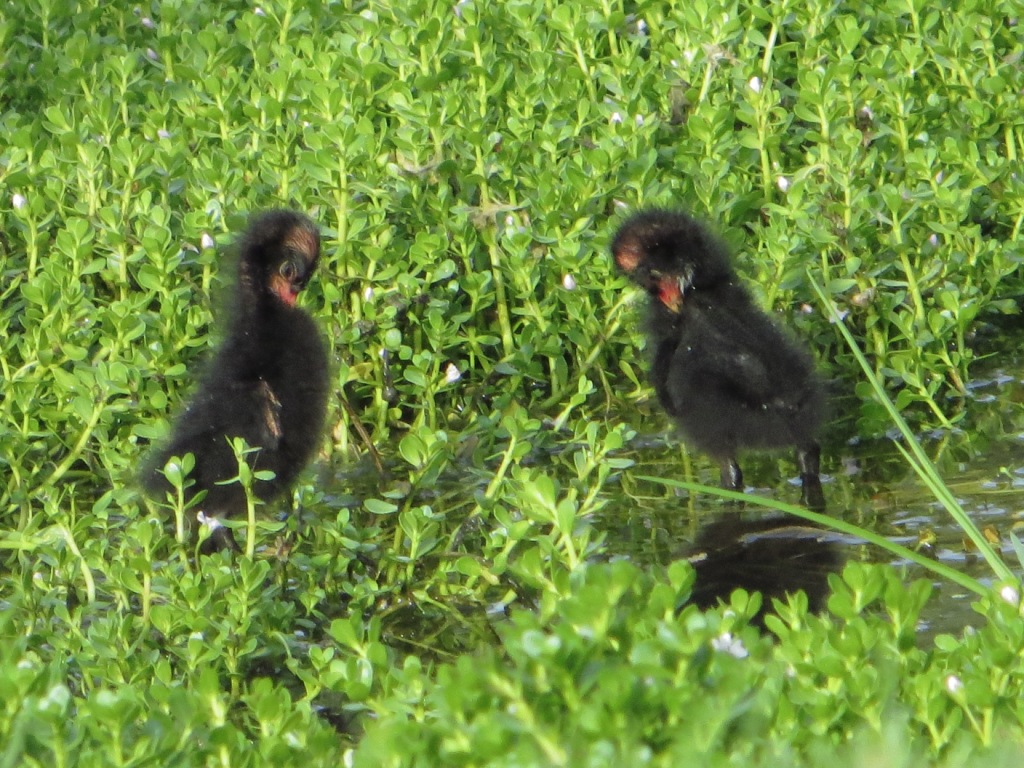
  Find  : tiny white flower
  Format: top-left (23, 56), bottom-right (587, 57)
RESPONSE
top-left (776, 175), bottom-right (790, 193)
top-left (454, 0), bottom-right (469, 18)
top-left (799, 303), bottom-right (814, 314)
top-left (829, 309), bottom-right (850, 324)
top-left (141, 16), bottom-right (155, 29)
top-left (445, 363), bottom-right (462, 384)
top-left (928, 233), bottom-right (939, 248)
top-left (196, 511), bottom-right (222, 531)
top-left (12, 193), bottom-right (26, 210)
top-left (711, 632), bottom-right (748, 659)
top-left (1000, 585), bottom-right (1020, 606)
top-left (363, 286), bottom-right (374, 302)
top-left (935, 170), bottom-right (944, 184)
top-left (670, 59), bottom-right (679, 67)
top-left (858, 105), bottom-right (874, 121)
top-left (749, 76), bottom-right (762, 93)
top-left (562, 274), bottom-right (577, 291)
top-left (635, 114), bottom-right (645, 126)
top-left (945, 675), bottom-right (963, 695)
top-left (504, 214), bottom-right (515, 228)
top-left (146, 48), bottom-right (159, 61)
top-left (850, 287), bottom-right (876, 307)
top-left (201, 232), bottom-right (215, 250)
top-left (636, 18), bottom-right (648, 34)
top-left (157, 129), bottom-right (171, 139)
top-left (254, 6), bottom-right (266, 15)
top-left (683, 49), bottom-right (695, 64)
top-left (610, 112), bottom-right (623, 125)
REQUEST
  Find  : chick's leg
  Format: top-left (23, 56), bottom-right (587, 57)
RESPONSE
top-left (797, 443), bottom-right (825, 512)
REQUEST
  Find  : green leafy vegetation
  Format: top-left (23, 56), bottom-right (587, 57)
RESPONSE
top-left (356, 562), bottom-right (1024, 767)
top-left (2, 0), bottom-right (1023, 764)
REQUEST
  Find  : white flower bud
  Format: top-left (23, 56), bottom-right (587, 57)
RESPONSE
top-left (711, 632), bottom-right (748, 659)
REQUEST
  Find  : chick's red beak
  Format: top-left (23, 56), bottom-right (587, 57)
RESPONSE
top-left (657, 278), bottom-right (683, 313)
top-left (270, 274), bottom-right (299, 307)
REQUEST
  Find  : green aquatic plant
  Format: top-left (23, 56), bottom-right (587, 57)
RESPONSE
top-left (2, 0), bottom-right (1024, 765)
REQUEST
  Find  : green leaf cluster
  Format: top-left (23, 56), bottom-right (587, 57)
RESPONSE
top-left (2, 0), bottom-right (1024, 765)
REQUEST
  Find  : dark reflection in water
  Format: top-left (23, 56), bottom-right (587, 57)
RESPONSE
top-left (684, 515), bottom-right (844, 626)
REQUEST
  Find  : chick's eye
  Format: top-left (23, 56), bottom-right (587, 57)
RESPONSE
top-left (279, 261), bottom-right (296, 281)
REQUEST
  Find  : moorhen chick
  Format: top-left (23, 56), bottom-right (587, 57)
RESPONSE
top-left (611, 208), bottom-right (825, 509)
top-left (144, 209), bottom-right (330, 550)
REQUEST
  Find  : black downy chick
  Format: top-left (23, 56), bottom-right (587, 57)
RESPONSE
top-left (144, 210), bottom-right (330, 550)
top-left (611, 208), bottom-right (825, 510)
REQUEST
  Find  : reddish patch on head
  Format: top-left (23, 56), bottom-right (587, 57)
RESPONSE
top-left (271, 274), bottom-right (299, 307)
top-left (657, 278), bottom-right (683, 313)
top-left (613, 241), bottom-right (642, 273)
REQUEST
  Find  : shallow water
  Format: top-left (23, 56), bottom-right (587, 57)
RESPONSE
top-left (325, 355), bottom-right (1024, 645)
top-left (593, 358), bottom-right (1024, 639)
